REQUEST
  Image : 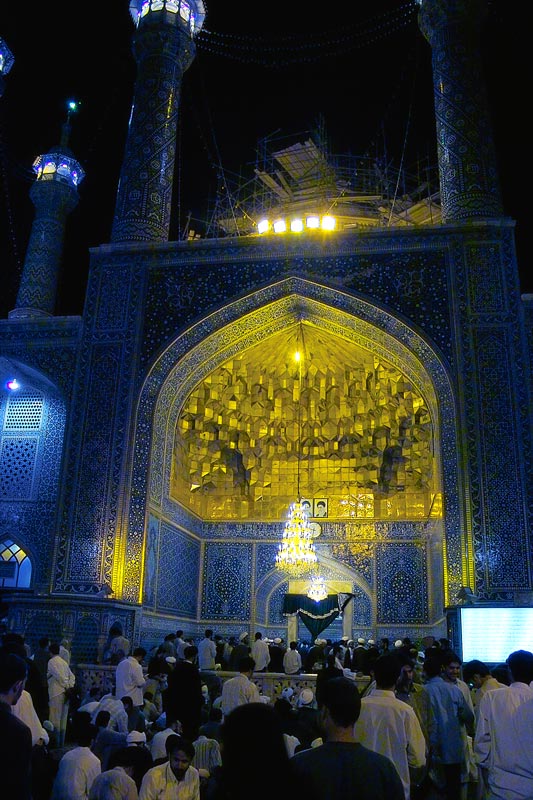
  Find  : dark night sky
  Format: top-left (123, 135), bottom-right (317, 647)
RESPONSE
top-left (0, 1), bottom-right (526, 317)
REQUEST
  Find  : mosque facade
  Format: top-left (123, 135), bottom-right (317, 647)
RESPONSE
top-left (0, 0), bottom-right (532, 663)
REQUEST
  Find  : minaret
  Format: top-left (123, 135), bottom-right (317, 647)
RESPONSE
top-left (0, 36), bottom-right (14, 98)
top-left (111, 0), bottom-right (206, 244)
top-left (9, 104), bottom-right (85, 319)
top-left (417, 0), bottom-right (503, 222)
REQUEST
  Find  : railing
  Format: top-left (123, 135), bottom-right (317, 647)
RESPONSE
top-left (76, 665), bottom-right (372, 702)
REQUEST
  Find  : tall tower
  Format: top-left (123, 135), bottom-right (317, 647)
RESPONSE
top-left (111, 0), bottom-right (206, 244)
top-left (8, 109), bottom-right (84, 319)
top-left (0, 36), bottom-right (14, 98)
top-left (417, 0), bottom-right (503, 221)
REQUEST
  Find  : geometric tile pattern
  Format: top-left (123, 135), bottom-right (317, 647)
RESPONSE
top-left (376, 542), bottom-right (428, 624)
top-left (157, 523), bottom-right (199, 616)
top-left (0, 437), bottom-right (38, 499)
top-left (267, 583), bottom-right (290, 626)
top-left (201, 542), bottom-right (252, 619)
top-left (419, 2), bottom-right (503, 221)
top-left (348, 584), bottom-right (373, 627)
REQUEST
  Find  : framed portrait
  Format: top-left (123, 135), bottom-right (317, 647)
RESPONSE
top-left (313, 498), bottom-right (328, 518)
top-left (300, 498), bottom-right (313, 516)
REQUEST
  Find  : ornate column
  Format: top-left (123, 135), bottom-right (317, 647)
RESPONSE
top-left (111, 1), bottom-right (205, 243)
top-left (417, 0), bottom-right (503, 221)
top-left (9, 113), bottom-right (84, 319)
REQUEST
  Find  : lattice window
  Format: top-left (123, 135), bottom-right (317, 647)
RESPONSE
top-left (0, 437), bottom-right (38, 499)
top-left (1, 390), bottom-right (43, 499)
top-left (4, 390), bottom-right (44, 430)
top-left (0, 539), bottom-right (31, 588)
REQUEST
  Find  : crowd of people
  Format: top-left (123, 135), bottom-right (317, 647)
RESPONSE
top-left (1, 626), bottom-right (532, 800)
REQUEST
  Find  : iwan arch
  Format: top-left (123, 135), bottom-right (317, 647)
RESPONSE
top-left (134, 279), bottom-right (457, 644)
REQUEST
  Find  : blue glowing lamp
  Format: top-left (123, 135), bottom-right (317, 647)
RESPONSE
top-left (129, 0), bottom-right (206, 35)
top-left (32, 100), bottom-right (85, 189)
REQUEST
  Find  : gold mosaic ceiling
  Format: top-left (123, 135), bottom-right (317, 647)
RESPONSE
top-left (171, 322), bottom-right (439, 521)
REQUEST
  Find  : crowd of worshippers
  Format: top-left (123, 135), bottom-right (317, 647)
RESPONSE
top-left (1, 628), bottom-right (533, 800)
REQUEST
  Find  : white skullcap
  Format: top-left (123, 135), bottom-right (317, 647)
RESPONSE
top-left (127, 730), bottom-right (147, 744)
top-left (298, 688), bottom-right (314, 707)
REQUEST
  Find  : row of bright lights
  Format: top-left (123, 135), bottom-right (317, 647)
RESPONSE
top-left (257, 215), bottom-right (337, 235)
top-left (131, 0), bottom-right (204, 34)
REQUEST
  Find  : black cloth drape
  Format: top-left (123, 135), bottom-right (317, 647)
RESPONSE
top-left (282, 594), bottom-right (341, 640)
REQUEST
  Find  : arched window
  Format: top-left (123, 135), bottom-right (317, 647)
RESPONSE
top-left (0, 539), bottom-right (31, 588)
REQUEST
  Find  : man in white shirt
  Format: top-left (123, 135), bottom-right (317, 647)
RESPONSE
top-left (47, 641), bottom-right (76, 747)
top-left (220, 656), bottom-right (260, 717)
top-left (13, 688), bottom-right (49, 746)
top-left (283, 640), bottom-right (302, 675)
top-left (354, 653), bottom-right (426, 800)
top-left (116, 647), bottom-right (147, 709)
top-left (197, 630), bottom-right (217, 671)
top-left (149, 716), bottom-right (182, 764)
top-left (250, 632), bottom-right (271, 673)
top-left (59, 639), bottom-right (71, 665)
top-left (474, 649), bottom-right (533, 800)
top-left (140, 734), bottom-right (200, 799)
top-left (51, 712), bottom-right (101, 799)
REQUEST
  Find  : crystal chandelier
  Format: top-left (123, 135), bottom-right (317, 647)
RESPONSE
top-left (276, 498), bottom-right (318, 575)
top-left (307, 575), bottom-right (328, 602)
top-left (275, 323), bottom-right (318, 576)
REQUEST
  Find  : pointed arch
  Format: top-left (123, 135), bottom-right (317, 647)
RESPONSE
top-left (255, 553), bottom-right (374, 628)
top-left (124, 277), bottom-right (464, 610)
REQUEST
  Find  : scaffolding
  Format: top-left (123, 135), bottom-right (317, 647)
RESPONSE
top-left (205, 127), bottom-right (441, 238)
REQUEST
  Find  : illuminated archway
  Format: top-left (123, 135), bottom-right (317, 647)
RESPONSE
top-left (128, 278), bottom-right (465, 617)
